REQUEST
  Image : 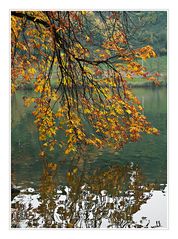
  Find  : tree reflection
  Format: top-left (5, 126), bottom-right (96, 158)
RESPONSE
top-left (11, 157), bottom-right (163, 228)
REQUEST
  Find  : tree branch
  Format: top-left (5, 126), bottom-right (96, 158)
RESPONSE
top-left (11, 11), bottom-right (50, 28)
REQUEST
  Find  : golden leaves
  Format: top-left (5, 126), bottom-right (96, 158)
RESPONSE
top-left (65, 146), bottom-right (76, 155)
top-left (55, 111), bottom-right (63, 118)
top-left (81, 11), bottom-right (87, 15)
top-left (34, 78), bottom-right (45, 93)
top-left (39, 151), bottom-right (45, 157)
top-left (136, 45), bottom-right (157, 60)
top-left (11, 11), bottom-right (160, 158)
top-left (126, 109), bottom-right (132, 114)
top-left (65, 121), bottom-right (86, 155)
top-left (51, 92), bottom-right (58, 101)
top-left (32, 86), bottom-right (58, 151)
top-left (148, 76), bottom-right (160, 86)
top-left (83, 66), bottom-right (92, 75)
top-left (146, 127), bottom-right (159, 135)
top-left (138, 105), bottom-right (143, 111)
top-left (11, 83), bottom-right (17, 93)
top-left (69, 43), bottom-right (89, 58)
top-left (66, 128), bottom-right (73, 134)
top-left (47, 162), bottom-right (57, 171)
top-left (23, 97), bottom-right (35, 107)
top-left (85, 35), bottom-right (90, 42)
top-left (152, 127), bottom-right (159, 134)
top-left (126, 74), bottom-right (132, 79)
top-left (83, 108), bottom-right (91, 114)
top-left (28, 67), bottom-right (36, 75)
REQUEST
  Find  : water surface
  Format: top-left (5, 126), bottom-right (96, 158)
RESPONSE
top-left (11, 87), bottom-right (167, 228)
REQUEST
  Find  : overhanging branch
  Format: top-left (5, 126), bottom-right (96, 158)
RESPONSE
top-left (11, 11), bottom-right (50, 28)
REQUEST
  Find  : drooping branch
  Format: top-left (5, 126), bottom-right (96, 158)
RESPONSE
top-left (11, 11), bottom-right (50, 28)
top-left (11, 11), bottom-right (159, 156)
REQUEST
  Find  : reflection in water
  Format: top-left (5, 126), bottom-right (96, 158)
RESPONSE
top-left (11, 159), bottom-right (166, 228)
top-left (11, 88), bottom-right (167, 228)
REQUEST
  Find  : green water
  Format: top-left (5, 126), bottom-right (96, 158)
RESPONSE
top-left (11, 87), bottom-right (167, 228)
top-left (11, 87), bottom-right (167, 186)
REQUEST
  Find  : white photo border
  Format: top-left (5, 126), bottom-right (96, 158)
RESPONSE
top-left (0, 0), bottom-right (177, 238)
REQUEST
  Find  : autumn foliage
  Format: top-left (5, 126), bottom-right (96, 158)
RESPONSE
top-left (11, 11), bottom-right (159, 156)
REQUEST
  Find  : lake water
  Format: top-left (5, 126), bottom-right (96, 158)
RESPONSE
top-left (11, 87), bottom-right (167, 228)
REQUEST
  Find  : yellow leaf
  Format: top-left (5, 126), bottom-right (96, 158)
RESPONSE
top-left (52, 92), bottom-right (58, 100)
top-left (35, 85), bottom-right (43, 93)
top-left (49, 146), bottom-right (54, 151)
top-left (55, 112), bottom-right (63, 117)
top-left (152, 127), bottom-right (159, 134)
top-left (11, 83), bottom-right (16, 93)
top-left (73, 168), bottom-right (78, 174)
top-left (28, 68), bottom-right (36, 74)
top-left (84, 109), bottom-right (90, 114)
top-left (39, 151), bottom-right (45, 157)
top-left (23, 97), bottom-right (35, 107)
top-left (95, 138), bottom-right (102, 145)
top-left (133, 66), bottom-right (138, 71)
top-left (138, 105), bottom-right (143, 111)
top-left (66, 128), bottom-right (73, 134)
top-left (65, 148), bottom-right (71, 155)
top-left (86, 36), bottom-right (90, 42)
top-left (48, 163), bottom-right (57, 171)
top-left (126, 109), bottom-right (132, 114)
top-left (126, 74), bottom-right (132, 79)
